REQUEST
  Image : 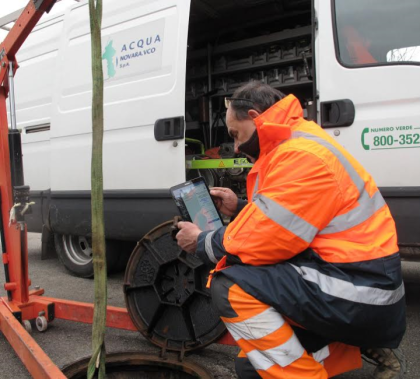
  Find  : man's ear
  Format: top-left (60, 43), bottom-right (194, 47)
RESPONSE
top-left (248, 109), bottom-right (260, 119)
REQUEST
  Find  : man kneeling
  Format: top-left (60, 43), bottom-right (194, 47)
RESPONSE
top-left (176, 82), bottom-right (406, 379)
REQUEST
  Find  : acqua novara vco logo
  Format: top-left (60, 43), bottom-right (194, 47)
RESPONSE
top-left (102, 33), bottom-right (162, 79)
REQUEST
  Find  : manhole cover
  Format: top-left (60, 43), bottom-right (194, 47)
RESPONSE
top-left (124, 221), bottom-right (226, 352)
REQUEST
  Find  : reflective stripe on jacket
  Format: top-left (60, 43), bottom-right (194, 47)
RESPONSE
top-left (219, 95), bottom-right (398, 267)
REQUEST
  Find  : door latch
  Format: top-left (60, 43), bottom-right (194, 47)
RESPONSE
top-left (321, 99), bottom-right (355, 128)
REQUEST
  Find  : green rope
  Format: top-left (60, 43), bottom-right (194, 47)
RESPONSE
top-left (87, 0), bottom-right (107, 378)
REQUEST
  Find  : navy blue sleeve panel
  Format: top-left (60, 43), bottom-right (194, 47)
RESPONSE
top-left (235, 199), bottom-right (248, 216)
top-left (196, 227), bottom-right (228, 266)
top-left (229, 198), bottom-right (248, 223)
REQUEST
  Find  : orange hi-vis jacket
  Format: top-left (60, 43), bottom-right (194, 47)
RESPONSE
top-left (197, 94), bottom-right (405, 349)
top-left (218, 94), bottom-right (398, 269)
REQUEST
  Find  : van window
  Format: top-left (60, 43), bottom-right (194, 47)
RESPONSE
top-left (334, 0), bottom-right (420, 67)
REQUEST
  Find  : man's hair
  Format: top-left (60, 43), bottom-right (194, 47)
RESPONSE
top-left (230, 81), bottom-right (286, 120)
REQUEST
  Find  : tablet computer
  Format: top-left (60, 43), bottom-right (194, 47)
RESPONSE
top-left (170, 177), bottom-right (224, 231)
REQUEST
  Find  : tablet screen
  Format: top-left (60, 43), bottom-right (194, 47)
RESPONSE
top-left (171, 178), bottom-right (224, 231)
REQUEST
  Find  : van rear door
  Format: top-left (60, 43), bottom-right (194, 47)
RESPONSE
top-left (50, 0), bottom-right (191, 192)
top-left (315, 0), bottom-right (420, 244)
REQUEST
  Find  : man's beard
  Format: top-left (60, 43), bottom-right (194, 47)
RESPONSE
top-left (238, 129), bottom-right (260, 160)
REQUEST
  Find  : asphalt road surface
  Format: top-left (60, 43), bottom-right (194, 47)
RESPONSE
top-left (0, 233), bottom-right (419, 378)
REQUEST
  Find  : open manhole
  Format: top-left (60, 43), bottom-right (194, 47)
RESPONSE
top-left (124, 221), bottom-right (226, 352)
top-left (62, 352), bottom-right (212, 378)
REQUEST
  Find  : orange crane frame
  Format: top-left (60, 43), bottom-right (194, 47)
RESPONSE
top-left (0, 1), bottom-right (234, 378)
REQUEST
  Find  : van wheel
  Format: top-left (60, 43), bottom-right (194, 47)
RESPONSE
top-left (54, 234), bottom-right (118, 278)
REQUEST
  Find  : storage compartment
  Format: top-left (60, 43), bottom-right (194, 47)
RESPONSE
top-left (184, 0), bottom-right (313, 193)
top-left (185, 0), bottom-right (313, 146)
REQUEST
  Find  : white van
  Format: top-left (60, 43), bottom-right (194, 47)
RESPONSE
top-left (10, 0), bottom-right (420, 276)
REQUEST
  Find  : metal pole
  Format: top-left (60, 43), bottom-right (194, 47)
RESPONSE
top-left (8, 62), bottom-right (17, 130)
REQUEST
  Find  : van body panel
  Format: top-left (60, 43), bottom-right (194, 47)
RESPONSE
top-left (46, 0), bottom-right (190, 191)
top-left (48, 190), bottom-right (178, 240)
top-left (14, 15), bottom-right (64, 191)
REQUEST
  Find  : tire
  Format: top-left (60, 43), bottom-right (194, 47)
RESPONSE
top-left (54, 234), bottom-right (119, 278)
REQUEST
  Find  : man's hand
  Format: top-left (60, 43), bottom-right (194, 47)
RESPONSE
top-left (210, 187), bottom-right (238, 217)
top-left (176, 221), bottom-right (202, 253)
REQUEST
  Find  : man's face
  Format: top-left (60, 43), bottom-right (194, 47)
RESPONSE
top-left (226, 107), bottom-right (258, 160)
